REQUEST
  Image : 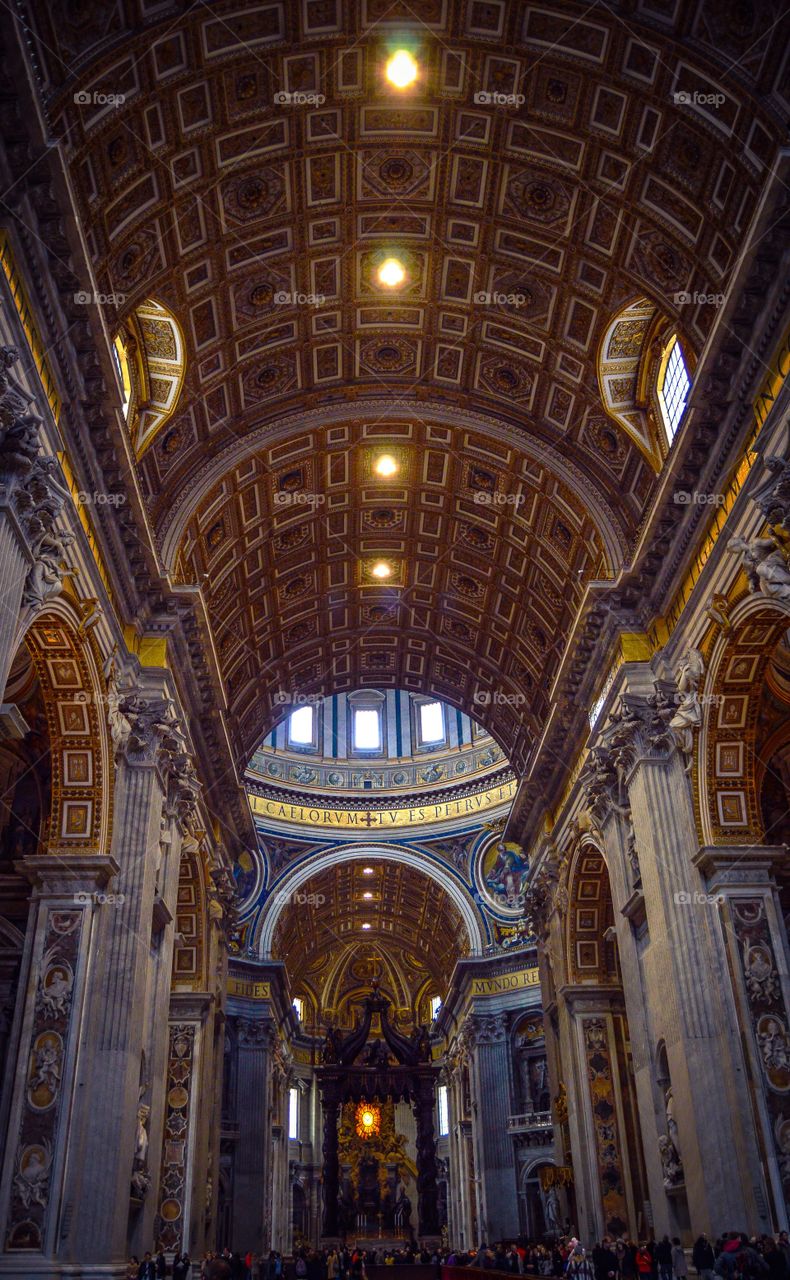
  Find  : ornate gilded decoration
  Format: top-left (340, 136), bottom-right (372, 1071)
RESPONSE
top-left (154, 1024), bottom-right (197, 1252)
top-left (581, 1016), bottom-right (628, 1236)
top-left (121, 299), bottom-right (186, 458)
top-left (355, 1102), bottom-right (382, 1141)
top-left (25, 616), bottom-right (109, 855)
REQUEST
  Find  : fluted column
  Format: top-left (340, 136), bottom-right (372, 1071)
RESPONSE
top-left (233, 1018), bottom-right (275, 1250)
top-left (586, 666), bottom-right (777, 1235)
top-left (51, 674), bottom-right (185, 1268)
top-left (694, 846), bottom-right (790, 1229)
top-left (628, 743), bottom-right (772, 1230)
top-left (466, 1013), bottom-right (518, 1243)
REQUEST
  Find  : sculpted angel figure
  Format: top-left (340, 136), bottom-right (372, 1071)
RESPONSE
top-left (728, 535), bottom-right (790, 602)
top-left (23, 526), bottom-right (76, 608)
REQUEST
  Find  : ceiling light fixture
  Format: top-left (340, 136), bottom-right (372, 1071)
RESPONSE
top-left (377, 257), bottom-right (406, 288)
top-left (374, 454), bottom-right (398, 477)
top-left (362, 891), bottom-right (373, 899)
top-left (385, 50), bottom-right (418, 89)
top-left (362, 922), bottom-right (372, 930)
top-left (362, 867), bottom-right (374, 875)
top-left (371, 561), bottom-right (392, 579)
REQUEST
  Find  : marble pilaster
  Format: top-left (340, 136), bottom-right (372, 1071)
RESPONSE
top-left (0, 854), bottom-right (118, 1278)
top-left (466, 1013), bottom-right (519, 1244)
top-left (48, 676), bottom-right (184, 1270)
top-left (586, 666), bottom-right (776, 1235)
top-left (233, 1017), bottom-right (275, 1251)
top-left (695, 846), bottom-right (790, 1229)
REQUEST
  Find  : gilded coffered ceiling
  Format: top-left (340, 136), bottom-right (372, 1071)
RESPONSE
top-left (19, 0), bottom-right (788, 772)
top-left (271, 859), bottom-right (468, 1024)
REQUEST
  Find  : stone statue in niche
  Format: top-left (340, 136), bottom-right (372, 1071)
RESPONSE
top-left (131, 1103), bottom-right (151, 1199)
top-left (658, 1135), bottom-right (683, 1187)
top-left (529, 1057), bottom-right (550, 1111)
top-left (540, 1182), bottom-right (562, 1232)
top-left (658, 1087), bottom-right (684, 1187)
top-left (393, 1180), bottom-right (412, 1229)
top-left (134, 1104), bottom-right (150, 1165)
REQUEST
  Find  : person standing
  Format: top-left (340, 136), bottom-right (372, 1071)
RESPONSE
top-left (139, 1255), bottom-right (158, 1280)
top-left (565, 1245), bottom-right (595, 1280)
top-left (655, 1239), bottom-right (673, 1280)
top-left (672, 1241), bottom-right (687, 1280)
top-left (635, 1244), bottom-right (653, 1280)
top-left (764, 1241), bottom-right (790, 1280)
top-left (692, 1237), bottom-right (715, 1280)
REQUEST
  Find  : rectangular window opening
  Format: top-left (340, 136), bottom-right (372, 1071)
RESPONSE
top-left (289, 1085), bottom-right (299, 1140)
top-left (353, 707), bottom-right (381, 750)
top-left (437, 1084), bottom-right (449, 1136)
top-left (289, 705), bottom-right (314, 745)
top-left (420, 701), bottom-right (445, 744)
top-left (658, 337), bottom-right (691, 442)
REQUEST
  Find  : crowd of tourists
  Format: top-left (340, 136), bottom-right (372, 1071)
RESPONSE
top-left (129, 1233), bottom-right (790, 1280)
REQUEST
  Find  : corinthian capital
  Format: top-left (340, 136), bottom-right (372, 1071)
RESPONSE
top-left (114, 692), bottom-right (177, 766)
top-left (583, 689), bottom-right (675, 822)
top-left (237, 1017), bottom-right (276, 1048)
top-left (463, 1011), bottom-right (508, 1046)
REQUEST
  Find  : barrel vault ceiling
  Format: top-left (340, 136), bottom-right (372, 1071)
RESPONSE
top-left (19, 0), bottom-right (788, 771)
top-left (270, 859), bottom-right (469, 1023)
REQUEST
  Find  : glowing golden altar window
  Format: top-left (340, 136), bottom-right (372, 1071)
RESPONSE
top-left (355, 1102), bottom-right (381, 1139)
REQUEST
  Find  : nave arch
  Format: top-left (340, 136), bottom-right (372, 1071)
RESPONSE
top-left (12, 594), bottom-right (114, 857)
top-left (698, 591), bottom-right (790, 846)
top-left (255, 842), bottom-right (487, 959)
